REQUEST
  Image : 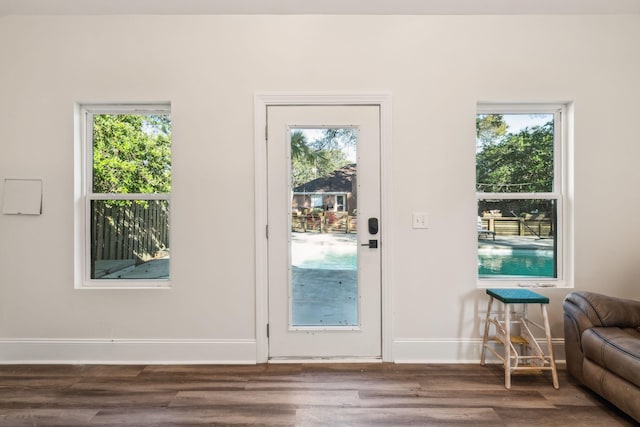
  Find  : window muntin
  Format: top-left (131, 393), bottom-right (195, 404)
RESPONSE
top-left (476, 106), bottom-right (564, 284)
top-left (81, 105), bottom-right (171, 285)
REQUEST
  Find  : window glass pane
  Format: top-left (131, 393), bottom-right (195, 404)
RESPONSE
top-left (478, 199), bottom-right (556, 278)
top-left (310, 195), bottom-right (322, 208)
top-left (290, 128), bottom-right (358, 327)
top-left (92, 114), bottom-right (171, 194)
top-left (90, 199), bottom-right (170, 279)
top-left (476, 113), bottom-right (554, 193)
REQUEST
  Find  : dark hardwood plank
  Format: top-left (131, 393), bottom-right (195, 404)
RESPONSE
top-left (169, 390), bottom-right (361, 407)
top-left (495, 406), bottom-right (635, 427)
top-left (357, 389), bottom-right (556, 409)
top-left (295, 407), bottom-right (502, 426)
top-left (0, 363), bottom-right (636, 426)
top-left (0, 409), bottom-right (98, 427)
top-left (92, 407), bottom-right (296, 427)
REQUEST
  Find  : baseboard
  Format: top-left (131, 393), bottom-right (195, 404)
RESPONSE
top-left (0, 337), bottom-right (565, 365)
top-left (0, 338), bottom-right (257, 364)
top-left (269, 357), bottom-right (382, 364)
top-left (393, 338), bottom-right (566, 364)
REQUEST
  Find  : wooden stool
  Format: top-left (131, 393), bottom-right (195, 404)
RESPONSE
top-left (480, 288), bottom-right (559, 389)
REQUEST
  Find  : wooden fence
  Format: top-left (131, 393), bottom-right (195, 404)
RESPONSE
top-left (292, 212), bottom-right (357, 233)
top-left (91, 200), bottom-right (170, 262)
top-left (480, 216), bottom-right (553, 237)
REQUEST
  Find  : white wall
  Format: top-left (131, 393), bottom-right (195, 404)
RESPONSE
top-left (0, 15), bottom-right (639, 363)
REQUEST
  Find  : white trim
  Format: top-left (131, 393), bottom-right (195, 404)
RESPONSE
top-left (268, 357), bottom-right (383, 364)
top-left (564, 103), bottom-right (575, 289)
top-left (77, 104), bottom-right (171, 115)
top-left (75, 103), bottom-right (172, 289)
top-left (0, 338), bottom-right (256, 364)
top-left (475, 103), bottom-right (572, 288)
top-left (477, 193), bottom-right (560, 200)
top-left (293, 192), bottom-right (348, 195)
top-left (89, 193), bottom-right (171, 201)
top-left (476, 103), bottom-right (567, 114)
top-left (5, 1), bottom-right (638, 16)
top-left (254, 92), bottom-right (393, 363)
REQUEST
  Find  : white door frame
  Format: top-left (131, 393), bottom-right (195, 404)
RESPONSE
top-left (254, 92), bottom-right (393, 363)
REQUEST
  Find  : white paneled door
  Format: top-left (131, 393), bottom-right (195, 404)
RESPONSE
top-left (267, 105), bottom-right (381, 359)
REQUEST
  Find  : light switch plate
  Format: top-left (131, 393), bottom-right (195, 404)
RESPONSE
top-left (412, 212), bottom-right (428, 229)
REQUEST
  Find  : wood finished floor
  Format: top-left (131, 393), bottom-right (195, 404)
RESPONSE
top-left (0, 363), bottom-right (637, 426)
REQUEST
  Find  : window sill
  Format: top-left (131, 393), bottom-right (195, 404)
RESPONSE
top-left (477, 279), bottom-right (571, 289)
top-left (75, 280), bottom-right (172, 290)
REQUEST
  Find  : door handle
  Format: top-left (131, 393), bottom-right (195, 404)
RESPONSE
top-left (361, 239), bottom-right (378, 249)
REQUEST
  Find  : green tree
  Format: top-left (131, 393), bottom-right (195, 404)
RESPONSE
top-left (476, 114), bottom-right (507, 147)
top-left (476, 121), bottom-right (553, 193)
top-left (291, 129), bottom-right (354, 188)
top-left (92, 114), bottom-right (171, 194)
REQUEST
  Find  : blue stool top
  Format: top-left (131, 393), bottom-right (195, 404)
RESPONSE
top-left (486, 288), bottom-right (549, 304)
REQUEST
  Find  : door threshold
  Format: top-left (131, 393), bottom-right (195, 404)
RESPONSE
top-left (268, 357), bottom-right (383, 364)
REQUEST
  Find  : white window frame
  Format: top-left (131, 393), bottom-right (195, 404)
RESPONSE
top-left (476, 103), bottom-right (573, 288)
top-left (74, 103), bottom-right (172, 289)
top-left (310, 194), bottom-right (323, 209)
top-left (335, 194), bottom-right (346, 212)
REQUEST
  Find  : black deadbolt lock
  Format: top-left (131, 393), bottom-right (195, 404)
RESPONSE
top-left (368, 218), bottom-right (379, 235)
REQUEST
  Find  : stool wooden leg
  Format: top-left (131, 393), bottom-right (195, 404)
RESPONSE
top-left (541, 305), bottom-right (559, 389)
top-left (504, 304), bottom-right (511, 389)
top-left (480, 296), bottom-right (494, 366)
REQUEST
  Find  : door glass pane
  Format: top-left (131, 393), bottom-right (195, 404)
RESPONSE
top-left (290, 128), bottom-right (358, 327)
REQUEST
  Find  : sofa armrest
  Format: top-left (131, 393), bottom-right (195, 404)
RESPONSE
top-left (563, 293), bottom-right (590, 382)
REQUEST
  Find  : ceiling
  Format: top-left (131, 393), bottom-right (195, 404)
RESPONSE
top-left (1, 0), bottom-right (639, 16)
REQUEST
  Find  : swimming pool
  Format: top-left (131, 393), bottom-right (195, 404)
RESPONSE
top-left (292, 234), bottom-right (555, 277)
top-left (294, 250), bottom-right (357, 270)
top-left (478, 248), bottom-right (555, 278)
top-left (291, 234), bottom-right (357, 271)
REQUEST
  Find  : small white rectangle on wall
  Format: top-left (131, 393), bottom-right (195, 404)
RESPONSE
top-left (2, 179), bottom-right (42, 215)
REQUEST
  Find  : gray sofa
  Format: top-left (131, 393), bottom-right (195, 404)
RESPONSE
top-left (563, 291), bottom-right (640, 422)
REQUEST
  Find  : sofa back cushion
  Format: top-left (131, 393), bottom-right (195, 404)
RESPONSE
top-left (565, 292), bottom-right (640, 328)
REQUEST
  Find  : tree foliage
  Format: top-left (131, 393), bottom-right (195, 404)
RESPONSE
top-left (291, 129), bottom-right (355, 188)
top-left (92, 114), bottom-right (171, 194)
top-left (476, 114), bottom-right (507, 146)
top-left (476, 116), bottom-right (553, 193)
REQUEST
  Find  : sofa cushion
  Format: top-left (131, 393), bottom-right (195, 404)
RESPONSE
top-left (582, 327), bottom-right (640, 388)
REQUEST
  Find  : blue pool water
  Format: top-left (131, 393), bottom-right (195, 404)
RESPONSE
top-left (478, 248), bottom-right (555, 278)
top-left (293, 249), bottom-right (357, 270)
top-left (293, 236), bottom-right (555, 277)
top-left (291, 235), bottom-right (358, 270)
